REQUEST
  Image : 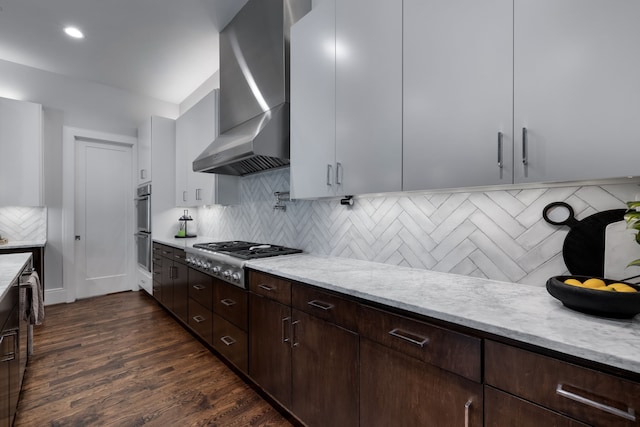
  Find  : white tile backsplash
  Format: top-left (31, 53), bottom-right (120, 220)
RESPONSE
top-left (0, 207), bottom-right (47, 241)
top-left (197, 168), bottom-right (640, 286)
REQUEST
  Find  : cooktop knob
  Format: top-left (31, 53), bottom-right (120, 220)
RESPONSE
top-left (231, 272), bottom-right (241, 281)
top-left (223, 270), bottom-right (231, 279)
top-left (212, 266), bottom-right (221, 274)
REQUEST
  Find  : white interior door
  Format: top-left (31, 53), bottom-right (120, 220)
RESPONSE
top-left (75, 139), bottom-right (133, 299)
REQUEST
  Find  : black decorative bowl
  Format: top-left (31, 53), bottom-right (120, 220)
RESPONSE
top-left (546, 276), bottom-right (640, 319)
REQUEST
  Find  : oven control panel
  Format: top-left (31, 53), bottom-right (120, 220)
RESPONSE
top-left (185, 253), bottom-right (245, 288)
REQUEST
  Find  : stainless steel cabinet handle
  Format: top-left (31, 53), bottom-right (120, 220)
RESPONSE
top-left (307, 300), bottom-right (334, 311)
top-left (291, 320), bottom-right (300, 348)
top-left (1, 330), bottom-right (18, 362)
top-left (140, 169), bottom-right (146, 180)
top-left (282, 317), bottom-right (291, 344)
top-left (196, 188), bottom-right (202, 201)
top-left (182, 190), bottom-right (188, 202)
top-left (220, 298), bottom-right (236, 307)
top-left (326, 164), bottom-right (333, 186)
top-left (192, 284), bottom-right (205, 290)
top-left (336, 162), bottom-right (343, 185)
top-left (192, 315), bottom-right (205, 323)
top-left (464, 400), bottom-right (472, 427)
top-left (497, 132), bottom-right (503, 169)
top-left (258, 284), bottom-right (275, 292)
top-left (220, 336), bottom-right (236, 346)
top-left (522, 127), bottom-right (528, 165)
top-left (556, 384), bottom-right (637, 421)
top-left (388, 328), bottom-right (429, 348)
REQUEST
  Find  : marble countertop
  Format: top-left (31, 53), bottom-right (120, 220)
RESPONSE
top-left (0, 239), bottom-right (46, 249)
top-left (247, 254), bottom-right (640, 376)
top-left (0, 253), bottom-right (32, 300)
top-left (153, 236), bottom-right (210, 250)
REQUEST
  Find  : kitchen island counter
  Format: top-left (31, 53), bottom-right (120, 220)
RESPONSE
top-left (0, 252), bottom-right (32, 300)
top-left (247, 254), bottom-right (640, 376)
top-left (0, 239), bottom-right (46, 249)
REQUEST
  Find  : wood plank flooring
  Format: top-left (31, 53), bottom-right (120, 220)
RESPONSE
top-left (14, 291), bottom-right (293, 427)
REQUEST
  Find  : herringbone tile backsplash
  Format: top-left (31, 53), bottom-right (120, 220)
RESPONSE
top-left (0, 207), bottom-right (47, 241)
top-left (198, 169), bottom-right (640, 286)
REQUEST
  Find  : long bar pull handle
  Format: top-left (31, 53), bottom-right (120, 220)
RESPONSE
top-left (326, 164), bottom-right (333, 186)
top-left (336, 162), bottom-right (343, 186)
top-left (220, 298), bottom-right (236, 307)
top-left (388, 328), bottom-right (429, 348)
top-left (258, 284), bottom-right (275, 292)
top-left (192, 315), bottom-right (205, 323)
top-left (282, 317), bottom-right (291, 344)
top-left (464, 400), bottom-right (472, 427)
top-left (192, 284), bottom-right (205, 291)
top-left (183, 191), bottom-right (188, 202)
top-left (307, 300), bottom-right (334, 311)
top-left (220, 336), bottom-right (236, 346)
top-left (556, 384), bottom-right (636, 421)
top-left (291, 320), bottom-right (300, 348)
top-left (522, 127), bottom-right (528, 165)
top-left (497, 132), bottom-right (504, 169)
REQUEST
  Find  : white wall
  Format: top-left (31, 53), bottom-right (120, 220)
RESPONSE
top-left (0, 59), bottom-right (179, 136)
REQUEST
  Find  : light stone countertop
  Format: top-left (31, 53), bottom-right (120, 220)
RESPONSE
top-left (0, 253), bottom-right (32, 300)
top-left (0, 239), bottom-right (46, 250)
top-left (246, 254), bottom-right (640, 376)
top-left (152, 236), bottom-right (212, 250)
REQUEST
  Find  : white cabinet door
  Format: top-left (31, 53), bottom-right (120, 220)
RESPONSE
top-left (335, 0), bottom-right (402, 196)
top-left (137, 119), bottom-right (152, 185)
top-left (514, 0), bottom-right (640, 183)
top-left (403, 0), bottom-right (513, 191)
top-left (290, 0), bottom-right (337, 199)
top-left (175, 90), bottom-right (239, 207)
top-left (0, 98), bottom-right (42, 206)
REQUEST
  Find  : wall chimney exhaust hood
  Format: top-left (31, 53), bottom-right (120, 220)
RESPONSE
top-left (193, 0), bottom-right (311, 176)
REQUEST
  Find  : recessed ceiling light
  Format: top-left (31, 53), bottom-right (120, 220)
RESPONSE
top-left (64, 26), bottom-right (84, 39)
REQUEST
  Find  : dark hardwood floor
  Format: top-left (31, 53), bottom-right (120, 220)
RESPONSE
top-left (14, 291), bottom-right (293, 427)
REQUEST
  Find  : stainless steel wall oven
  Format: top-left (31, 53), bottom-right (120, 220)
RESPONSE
top-left (135, 184), bottom-right (151, 272)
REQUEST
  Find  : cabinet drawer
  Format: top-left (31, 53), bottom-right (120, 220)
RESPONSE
top-left (358, 304), bottom-right (481, 382)
top-left (213, 314), bottom-right (248, 373)
top-left (486, 340), bottom-right (640, 427)
top-left (249, 271), bottom-right (291, 305)
top-left (292, 283), bottom-right (358, 332)
top-left (152, 262), bottom-right (163, 279)
top-left (152, 242), bottom-right (164, 253)
top-left (173, 249), bottom-right (187, 265)
top-left (214, 280), bottom-right (248, 331)
top-left (188, 269), bottom-right (213, 310)
top-left (188, 299), bottom-right (213, 345)
top-left (485, 386), bottom-right (589, 427)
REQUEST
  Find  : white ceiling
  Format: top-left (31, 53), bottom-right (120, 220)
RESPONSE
top-left (0, 0), bottom-right (248, 105)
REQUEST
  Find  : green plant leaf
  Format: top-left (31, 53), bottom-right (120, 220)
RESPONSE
top-left (628, 258), bottom-right (640, 267)
top-left (624, 211), bottom-right (640, 224)
top-left (637, 232), bottom-right (640, 244)
top-left (626, 201), bottom-right (640, 209)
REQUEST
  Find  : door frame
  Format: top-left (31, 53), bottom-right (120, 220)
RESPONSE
top-left (55, 127), bottom-right (137, 305)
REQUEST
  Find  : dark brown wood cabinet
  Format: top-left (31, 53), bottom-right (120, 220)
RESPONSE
top-left (485, 386), bottom-right (589, 427)
top-left (248, 272), bottom-right (360, 426)
top-left (358, 305), bottom-right (483, 427)
top-left (249, 291), bottom-right (292, 407)
top-left (486, 340), bottom-right (640, 427)
top-left (212, 279), bottom-right (248, 372)
top-left (153, 243), bottom-right (188, 323)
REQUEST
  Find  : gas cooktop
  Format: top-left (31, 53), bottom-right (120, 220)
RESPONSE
top-left (192, 241), bottom-right (302, 260)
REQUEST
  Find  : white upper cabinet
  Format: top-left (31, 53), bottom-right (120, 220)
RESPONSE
top-left (514, 0), bottom-right (640, 183)
top-left (291, 0), bottom-right (337, 199)
top-left (0, 97), bottom-right (43, 206)
top-left (403, 0), bottom-right (514, 191)
top-left (175, 90), bottom-right (239, 207)
top-left (137, 119), bottom-right (152, 185)
top-left (291, 0), bottom-right (402, 199)
top-left (335, 0), bottom-right (402, 196)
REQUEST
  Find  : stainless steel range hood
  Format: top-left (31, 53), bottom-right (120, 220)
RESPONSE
top-left (193, 0), bottom-right (311, 176)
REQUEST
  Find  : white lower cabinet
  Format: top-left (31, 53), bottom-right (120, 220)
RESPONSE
top-left (175, 90), bottom-right (239, 207)
top-left (0, 97), bottom-right (43, 206)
